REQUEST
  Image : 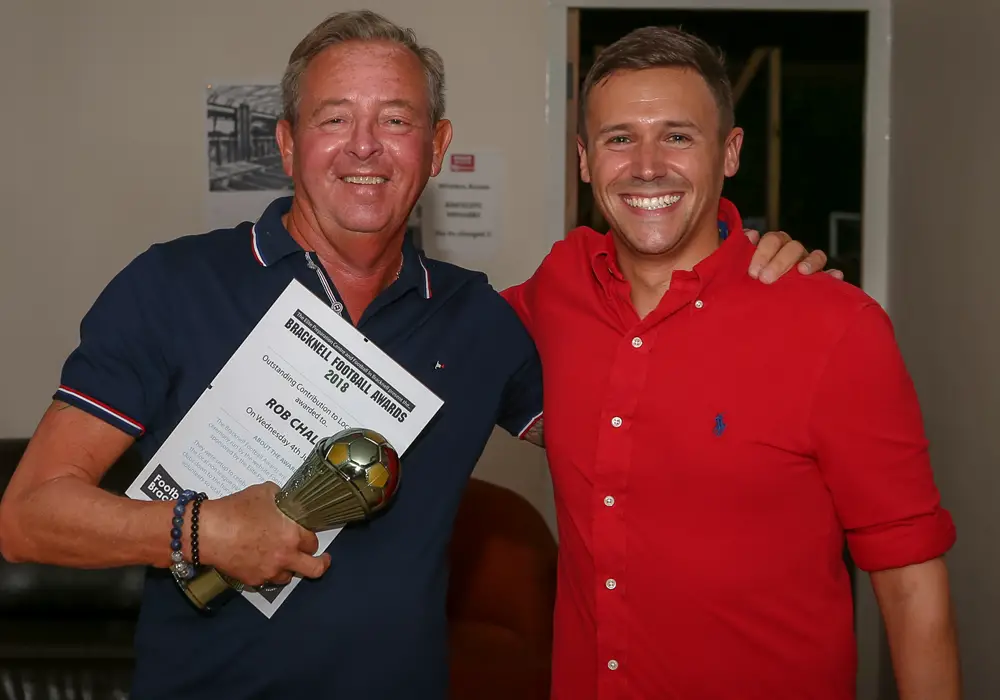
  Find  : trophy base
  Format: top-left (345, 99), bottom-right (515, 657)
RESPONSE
top-left (179, 567), bottom-right (243, 612)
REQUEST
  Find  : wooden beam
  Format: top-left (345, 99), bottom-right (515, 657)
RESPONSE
top-left (767, 48), bottom-right (782, 232)
top-left (732, 47), bottom-right (770, 106)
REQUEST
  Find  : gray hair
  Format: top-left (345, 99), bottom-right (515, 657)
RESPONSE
top-left (280, 10), bottom-right (446, 126)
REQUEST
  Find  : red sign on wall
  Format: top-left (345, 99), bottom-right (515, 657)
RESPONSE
top-left (450, 154), bottom-right (475, 172)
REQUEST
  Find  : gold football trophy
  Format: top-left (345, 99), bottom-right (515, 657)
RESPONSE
top-left (176, 428), bottom-right (400, 611)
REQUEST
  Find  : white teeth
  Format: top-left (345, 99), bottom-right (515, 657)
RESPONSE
top-left (623, 194), bottom-right (681, 210)
top-left (343, 176), bottom-right (386, 185)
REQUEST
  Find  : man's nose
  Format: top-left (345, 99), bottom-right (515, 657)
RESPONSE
top-left (632, 140), bottom-right (669, 182)
top-left (346, 120), bottom-right (384, 160)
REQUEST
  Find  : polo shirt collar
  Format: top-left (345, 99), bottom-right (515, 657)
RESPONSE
top-left (250, 195), bottom-right (432, 299)
top-left (677, 196), bottom-right (750, 292)
top-left (590, 196), bottom-right (745, 290)
top-left (397, 230), bottom-right (434, 299)
top-left (250, 196), bottom-right (302, 267)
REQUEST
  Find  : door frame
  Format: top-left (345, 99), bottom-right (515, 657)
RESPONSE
top-left (544, 1), bottom-right (892, 698)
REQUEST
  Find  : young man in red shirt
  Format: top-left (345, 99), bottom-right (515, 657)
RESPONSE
top-left (504, 27), bottom-right (960, 700)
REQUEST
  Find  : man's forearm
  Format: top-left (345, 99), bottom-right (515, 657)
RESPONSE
top-left (0, 476), bottom-right (176, 569)
top-left (522, 418), bottom-right (544, 447)
top-left (871, 557), bottom-right (961, 699)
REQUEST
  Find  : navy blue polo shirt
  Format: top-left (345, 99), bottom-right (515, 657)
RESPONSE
top-left (54, 196), bottom-right (544, 700)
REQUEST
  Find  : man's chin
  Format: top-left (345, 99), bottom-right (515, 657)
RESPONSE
top-left (614, 225), bottom-right (683, 257)
top-left (340, 224), bottom-right (394, 237)
top-left (330, 211), bottom-right (398, 237)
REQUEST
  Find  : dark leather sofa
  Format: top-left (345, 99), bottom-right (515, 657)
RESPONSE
top-left (0, 438), bottom-right (557, 700)
top-left (0, 438), bottom-right (144, 699)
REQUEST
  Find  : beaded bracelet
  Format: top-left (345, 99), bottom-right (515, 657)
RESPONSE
top-left (169, 489), bottom-right (207, 580)
top-left (190, 493), bottom-right (205, 567)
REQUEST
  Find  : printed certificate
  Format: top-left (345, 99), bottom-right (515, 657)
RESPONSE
top-left (125, 279), bottom-right (443, 617)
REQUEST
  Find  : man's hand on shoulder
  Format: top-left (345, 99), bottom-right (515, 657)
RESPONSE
top-left (744, 228), bottom-right (845, 284)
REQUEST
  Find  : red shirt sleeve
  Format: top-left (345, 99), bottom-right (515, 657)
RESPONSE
top-left (809, 302), bottom-right (956, 572)
top-left (500, 277), bottom-right (536, 336)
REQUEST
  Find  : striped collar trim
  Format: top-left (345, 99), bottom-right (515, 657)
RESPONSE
top-left (417, 254), bottom-right (432, 299)
top-left (251, 223), bottom-right (268, 266)
top-left (253, 221), bottom-right (433, 299)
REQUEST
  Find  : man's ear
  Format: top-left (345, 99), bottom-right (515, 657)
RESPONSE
top-left (723, 127), bottom-right (744, 178)
top-left (577, 136), bottom-right (591, 183)
top-left (276, 120), bottom-right (295, 177)
top-left (430, 119), bottom-right (454, 177)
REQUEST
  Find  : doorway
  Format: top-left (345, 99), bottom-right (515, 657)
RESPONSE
top-left (546, 1), bottom-right (893, 698)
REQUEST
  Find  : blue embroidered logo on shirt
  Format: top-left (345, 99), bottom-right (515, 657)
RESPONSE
top-left (714, 413), bottom-right (727, 437)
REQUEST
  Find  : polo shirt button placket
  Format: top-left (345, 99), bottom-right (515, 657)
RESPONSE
top-left (593, 327), bottom-right (645, 700)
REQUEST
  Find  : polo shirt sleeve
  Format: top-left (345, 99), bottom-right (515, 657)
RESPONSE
top-left (809, 302), bottom-right (956, 572)
top-left (495, 283), bottom-right (544, 440)
top-left (500, 278), bottom-right (536, 335)
top-left (53, 249), bottom-right (172, 438)
top-left (497, 342), bottom-right (544, 440)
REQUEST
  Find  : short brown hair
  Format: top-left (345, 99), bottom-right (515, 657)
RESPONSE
top-left (580, 26), bottom-right (734, 139)
top-left (280, 10), bottom-right (446, 127)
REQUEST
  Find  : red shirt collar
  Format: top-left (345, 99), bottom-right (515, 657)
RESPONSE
top-left (589, 196), bottom-right (748, 292)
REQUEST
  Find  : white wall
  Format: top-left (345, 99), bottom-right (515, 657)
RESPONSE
top-left (0, 0), bottom-right (556, 531)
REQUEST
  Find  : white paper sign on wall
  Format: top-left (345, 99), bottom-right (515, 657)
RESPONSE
top-left (422, 151), bottom-right (504, 262)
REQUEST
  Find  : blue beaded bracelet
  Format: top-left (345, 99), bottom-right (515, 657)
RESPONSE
top-left (169, 489), bottom-right (206, 580)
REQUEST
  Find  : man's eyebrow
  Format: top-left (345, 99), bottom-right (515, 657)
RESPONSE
top-left (311, 98), bottom-right (350, 118)
top-left (382, 99), bottom-right (418, 111)
top-left (311, 98), bottom-right (418, 118)
top-left (597, 123), bottom-right (632, 135)
top-left (597, 119), bottom-right (701, 135)
top-left (664, 119), bottom-right (700, 132)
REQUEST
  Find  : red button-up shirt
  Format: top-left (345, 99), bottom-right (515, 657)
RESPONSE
top-left (502, 199), bottom-right (955, 700)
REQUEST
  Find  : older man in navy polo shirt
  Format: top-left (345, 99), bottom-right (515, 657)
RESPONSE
top-left (0, 10), bottom-right (827, 700)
